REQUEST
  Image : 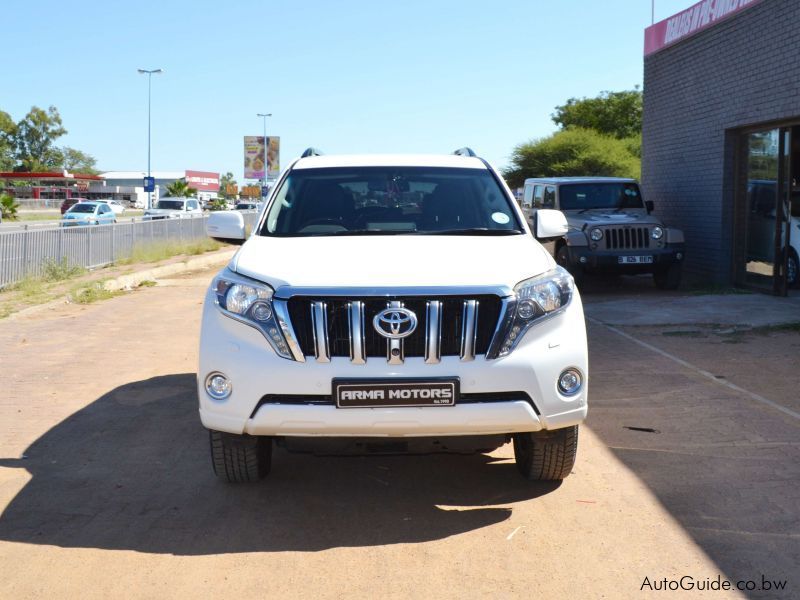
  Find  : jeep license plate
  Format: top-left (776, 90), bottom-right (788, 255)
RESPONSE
top-left (618, 255), bottom-right (653, 264)
top-left (333, 378), bottom-right (459, 408)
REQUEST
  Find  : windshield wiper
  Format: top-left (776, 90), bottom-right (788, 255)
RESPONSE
top-left (422, 228), bottom-right (524, 236)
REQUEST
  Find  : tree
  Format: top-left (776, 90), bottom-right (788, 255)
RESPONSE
top-left (14, 106), bottom-right (68, 171)
top-left (0, 193), bottom-right (20, 221)
top-left (55, 147), bottom-right (98, 174)
top-left (165, 179), bottom-right (198, 197)
top-left (218, 172), bottom-right (237, 199)
top-left (552, 88), bottom-right (642, 140)
top-left (503, 128), bottom-right (641, 189)
top-left (0, 111), bottom-right (16, 171)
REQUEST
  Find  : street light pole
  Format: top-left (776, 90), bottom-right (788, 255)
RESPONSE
top-left (138, 68), bottom-right (163, 210)
top-left (256, 113), bottom-right (272, 194)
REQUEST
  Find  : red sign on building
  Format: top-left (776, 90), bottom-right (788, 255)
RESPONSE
top-left (644, 0), bottom-right (764, 56)
top-left (184, 170), bottom-right (220, 192)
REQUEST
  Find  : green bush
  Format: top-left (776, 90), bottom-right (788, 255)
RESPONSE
top-left (1, 193), bottom-right (20, 221)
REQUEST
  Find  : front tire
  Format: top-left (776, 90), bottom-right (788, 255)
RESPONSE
top-left (653, 263), bottom-right (682, 290)
top-left (513, 426), bottom-right (578, 481)
top-left (209, 430), bottom-right (272, 483)
top-left (787, 249), bottom-right (799, 288)
top-left (556, 244), bottom-right (583, 286)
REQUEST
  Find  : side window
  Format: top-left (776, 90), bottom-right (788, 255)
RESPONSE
top-left (100, 205), bottom-right (109, 214)
top-left (188, 200), bottom-right (198, 210)
top-left (523, 185), bottom-right (534, 206)
top-left (533, 185), bottom-right (544, 208)
top-left (543, 186), bottom-right (556, 209)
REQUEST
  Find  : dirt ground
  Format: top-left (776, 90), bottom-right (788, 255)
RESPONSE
top-left (0, 268), bottom-right (797, 599)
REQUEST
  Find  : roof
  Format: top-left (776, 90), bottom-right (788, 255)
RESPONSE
top-left (292, 154), bottom-right (486, 170)
top-left (523, 177), bottom-right (638, 185)
top-left (0, 171), bottom-right (103, 181)
top-left (101, 171), bottom-right (185, 180)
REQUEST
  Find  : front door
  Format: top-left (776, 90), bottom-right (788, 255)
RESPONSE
top-left (736, 127), bottom-right (793, 294)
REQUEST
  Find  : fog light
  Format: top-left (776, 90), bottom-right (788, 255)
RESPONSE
top-left (558, 368), bottom-right (582, 396)
top-left (676, 252), bottom-right (683, 260)
top-left (205, 372), bottom-right (232, 400)
top-left (251, 301), bottom-right (272, 321)
top-left (579, 256), bottom-right (587, 264)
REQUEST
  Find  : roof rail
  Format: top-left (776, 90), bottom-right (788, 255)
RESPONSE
top-left (453, 147), bottom-right (477, 157)
top-left (301, 147), bottom-right (323, 158)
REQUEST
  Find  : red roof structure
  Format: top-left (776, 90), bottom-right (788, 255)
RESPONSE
top-left (0, 171), bottom-right (104, 181)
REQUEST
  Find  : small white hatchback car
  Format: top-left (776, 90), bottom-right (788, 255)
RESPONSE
top-left (199, 149), bottom-right (588, 482)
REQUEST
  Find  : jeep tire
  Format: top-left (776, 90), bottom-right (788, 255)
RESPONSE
top-left (513, 426), bottom-right (578, 481)
top-left (556, 244), bottom-right (583, 286)
top-left (653, 263), bottom-right (682, 290)
top-left (210, 430), bottom-right (272, 483)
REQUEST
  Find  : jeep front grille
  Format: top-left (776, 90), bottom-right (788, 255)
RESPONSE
top-left (286, 295), bottom-right (503, 364)
top-left (604, 227), bottom-right (651, 250)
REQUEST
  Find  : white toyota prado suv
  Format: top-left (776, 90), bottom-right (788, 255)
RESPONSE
top-left (199, 148), bottom-right (588, 483)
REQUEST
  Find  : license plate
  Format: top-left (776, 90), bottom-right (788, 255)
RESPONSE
top-left (618, 255), bottom-right (653, 264)
top-left (333, 378), bottom-right (459, 408)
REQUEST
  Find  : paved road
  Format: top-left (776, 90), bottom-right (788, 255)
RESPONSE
top-left (0, 270), bottom-right (797, 598)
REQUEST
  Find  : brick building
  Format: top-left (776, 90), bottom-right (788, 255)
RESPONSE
top-left (642, 0), bottom-right (799, 295)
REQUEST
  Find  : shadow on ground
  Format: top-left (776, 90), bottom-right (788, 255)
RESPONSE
top-left (0, 374), bottom-right (557, 555)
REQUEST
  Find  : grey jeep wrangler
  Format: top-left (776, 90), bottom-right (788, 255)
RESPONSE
top-left (523, 177), bottom-right (685, 289)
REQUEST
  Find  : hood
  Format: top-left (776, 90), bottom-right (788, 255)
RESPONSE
top-left (564, 209), bottom-right (661, 228)
top-left (232, 234), bottom-right (554, 290)
top-left (145, 208), bottom-right (182, 215)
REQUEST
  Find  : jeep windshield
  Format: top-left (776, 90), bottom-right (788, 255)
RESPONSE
top-left (155, 200), bottom-right (185, 210)
top-left (559, 182), bottom-right (644, 211)
top-left (259, 167), bottom-right (523, 236)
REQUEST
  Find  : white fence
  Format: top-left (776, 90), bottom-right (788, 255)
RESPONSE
top-left (0, 213), bottom-right (258, 288)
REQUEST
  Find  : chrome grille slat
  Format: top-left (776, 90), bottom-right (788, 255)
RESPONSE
top-left (348, 301), bottom-right (366, 364)
top-left (460, 300), bottom-right (478, 361)
top-left (386, 300), bottom-right (404, 365)
top-left (310, 301), bottom-right (330, 363)
top-left (424, 300), bottom-right (442, 364)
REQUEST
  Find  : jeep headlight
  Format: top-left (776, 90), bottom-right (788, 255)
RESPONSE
top-left (489, 267), bottom-right (574, 359)
top-left (589, 227), bottom-right (603, 241)
top-left (214, 273), bottom-right (294, 359)
top-left (651, 226), bottom-right (664, 240)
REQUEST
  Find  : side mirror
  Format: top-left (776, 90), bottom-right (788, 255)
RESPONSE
top-left (206, 211), bottom-right (246, 243)
top-left (530, 209), bottom-right (568, 241)
top-left (645, 200), bottom-right (654, 214)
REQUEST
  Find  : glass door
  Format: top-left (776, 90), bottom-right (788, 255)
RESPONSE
top-left (740, 128), bottom-right (793, 294)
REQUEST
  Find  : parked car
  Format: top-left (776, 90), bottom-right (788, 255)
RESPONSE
top-left (744, 180), bottom-right (799, 287)
top-left (523, 177), bottom-right (686, 289)
top-left (60, 201), bottom-right (117, 226)
top-left (93, 199), bottom-right (126, 215)
top-left (234, 202), bottom-right (259, 210)
top-left (142, 197), bottom-right (202, 220)
top-left (60, 197), bottom-right (89, 214)
top-left (199, 147), bottom-right (587, 483)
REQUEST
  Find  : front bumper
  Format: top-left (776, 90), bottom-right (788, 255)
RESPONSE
top-left (197, 284), bottom-right (588, 437)
top-left (565, 244), bottom-right (685, 273)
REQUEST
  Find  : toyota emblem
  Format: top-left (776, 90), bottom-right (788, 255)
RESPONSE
top-left (373, 307), bottom-right (418, 339)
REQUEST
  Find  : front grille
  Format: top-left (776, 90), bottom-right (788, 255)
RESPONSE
top-left (287, 295), bottom-right (502, 363)
top-left (604, 226), bottom-right (651, 250)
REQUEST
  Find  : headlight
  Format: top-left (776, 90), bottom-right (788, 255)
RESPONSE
top-left (214, 273), bottom-right (294, 359)
top-left (590, 228), bottom-right (603, 241)
top-left (488, 266), bottom-right (574, 358)
top-left (651, 226), bottom-right (664, 240)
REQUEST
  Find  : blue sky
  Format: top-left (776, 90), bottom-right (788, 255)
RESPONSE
top-left (3, 0), bottom-right (693, 179)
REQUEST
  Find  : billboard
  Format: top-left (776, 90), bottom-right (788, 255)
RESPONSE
top-left (184, 170), bottom-right (220, 192)
top-left (244, 136), bottom-right (280, 180)
top-left (644, 0), bottom-right (764, 56)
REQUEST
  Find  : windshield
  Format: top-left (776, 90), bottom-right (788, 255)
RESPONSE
top-left (559, 182), bottom-right (644, 211)
top-left (155, 200), bottom-right (185, 210)
top-left (260, 167), bottom-right (522, 236)
top-left (68, 204), bottom-right (97, 214)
